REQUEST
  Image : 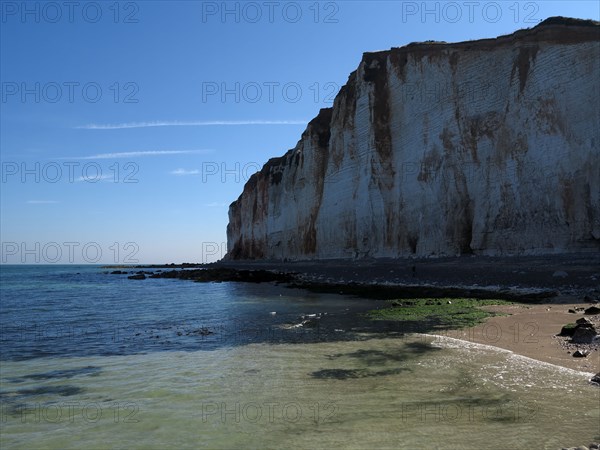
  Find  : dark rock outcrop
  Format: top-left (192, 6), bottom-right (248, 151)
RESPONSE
top-left (571, 325), bottom-right (598, 344)
top-left (559, 323), bottom-right (578, 337)
top-left (127, 274), bottom-right (146, 280)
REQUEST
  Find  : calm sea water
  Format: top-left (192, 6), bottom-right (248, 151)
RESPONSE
top-left (1, 265), bottom-right (598, 449)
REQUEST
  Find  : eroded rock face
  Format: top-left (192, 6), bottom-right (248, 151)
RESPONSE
top-left (227, 18), bottom-right (600, 260)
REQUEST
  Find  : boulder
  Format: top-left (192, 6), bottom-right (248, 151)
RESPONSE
top-left (584, 306), bottom-right (600, 315)
top-left (572, 349), bottom-right (590, 357)
top-left (127, 274), bottom-right (146, 280)
top-left (559, 323), bottom-right (577, 337)
top-left (571, 326), bottom-right (597, 344)
top-left (591, 373), bottom-right (600, 384)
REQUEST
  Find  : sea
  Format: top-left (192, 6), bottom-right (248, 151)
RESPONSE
top-left (0, 265), bottom-right (598, 449)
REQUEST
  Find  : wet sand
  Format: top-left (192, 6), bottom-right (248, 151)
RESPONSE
top-left (432, 301), bottom-right (599, 373)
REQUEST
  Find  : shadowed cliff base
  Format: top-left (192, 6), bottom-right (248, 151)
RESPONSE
top-left (130, 253), bottom-right (600, 304)
top-left (211, 253), bottom-right (599, 301)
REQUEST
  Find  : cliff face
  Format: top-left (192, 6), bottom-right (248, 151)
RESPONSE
top-left (227, 18), bottom-right (600, 260)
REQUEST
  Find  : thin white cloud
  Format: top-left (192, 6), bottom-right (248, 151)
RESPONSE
top-left (75, 174), bottom-right (115, 182)
top-left (75, 150), bottom-right (212, 160)
top-left (27, 200), bottom-right (59, 204)
top-left (77, 120), bottom-right (308, 130)
top-left (170, 168), bottom-right (200, 176)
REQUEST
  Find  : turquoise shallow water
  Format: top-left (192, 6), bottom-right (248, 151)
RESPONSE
top-left (1, 266), bottom-right (598, 449)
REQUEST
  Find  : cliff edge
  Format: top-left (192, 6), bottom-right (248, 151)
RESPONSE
top-left (226, 17), bottom-right (600, 260)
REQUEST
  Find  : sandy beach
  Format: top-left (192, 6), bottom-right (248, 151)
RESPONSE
top-left (432, 301), bottom-right (599, 373)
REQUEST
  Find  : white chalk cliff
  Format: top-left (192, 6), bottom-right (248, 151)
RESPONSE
top-left (226, 17), bottom-right (600, 260)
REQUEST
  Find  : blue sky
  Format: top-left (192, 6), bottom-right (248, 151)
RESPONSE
top-left (1, 1), bottom-right (598, 264)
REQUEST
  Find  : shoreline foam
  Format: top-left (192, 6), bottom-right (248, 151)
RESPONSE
top-left (423, 333), bottom-right (596, 378)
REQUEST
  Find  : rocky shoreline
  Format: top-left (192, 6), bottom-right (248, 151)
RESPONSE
top-left (105, 252), bottom-right (599, 298)
top-left (106, 253), bottom-right (599, 379)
